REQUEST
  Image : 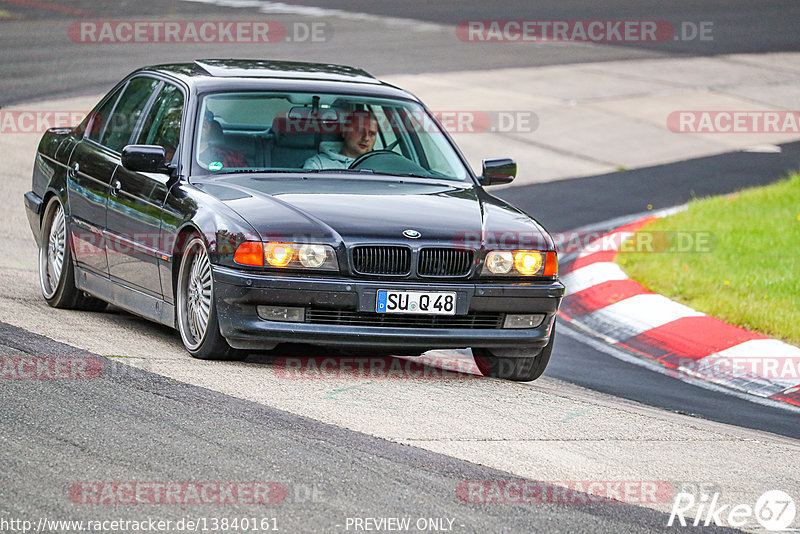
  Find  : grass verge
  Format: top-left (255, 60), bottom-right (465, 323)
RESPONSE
top-left (616, 172), bottom-right (800, 346)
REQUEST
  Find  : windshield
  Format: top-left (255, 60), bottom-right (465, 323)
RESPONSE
top-left (193, 91), bottom-right (470, 181)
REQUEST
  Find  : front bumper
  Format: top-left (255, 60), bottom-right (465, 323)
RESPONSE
top-left (212, 265), bottom-right (564, 351)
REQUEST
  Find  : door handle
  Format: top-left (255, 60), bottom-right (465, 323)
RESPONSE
top-left (110, 179), bottom-right (122, 197)
top-left (68, 162), bottom-right (79, 178)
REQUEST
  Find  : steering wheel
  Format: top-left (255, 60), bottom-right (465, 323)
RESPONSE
top-left (348, 149), bottom-right (403, 170)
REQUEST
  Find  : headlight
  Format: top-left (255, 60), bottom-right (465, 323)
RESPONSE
top-left (235, 241), bottom-right (338, 271)
top-left (298, 244), bottom-right (327, 268)
top-left (481, 250), bottom-right (557, 277)
top-left (514, 251), bottom-right (543, 275)
top-left (485, 250), bottom-right (513, 274)
top-left (265, 242), bottom-right (295, 267)
top-left (266, 242), bottom-right (338, 270)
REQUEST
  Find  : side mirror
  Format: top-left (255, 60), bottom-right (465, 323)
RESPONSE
top-left (480, 158), bottom-right (516, 186)
top-left (121, 145), bottom-right (171, 174)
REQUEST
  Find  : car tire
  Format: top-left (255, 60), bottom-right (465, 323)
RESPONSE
top-left (38, 196), bottom-right (107, 311)
top-left (472, 323), bottom-right (556, 381)
top-left (176, 234), bottom-right (245, 361)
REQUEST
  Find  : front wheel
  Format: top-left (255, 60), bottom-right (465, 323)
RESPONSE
top-left (176, 235), bottom-right (244, 361)
top-left (472, 323), bottom-right (556, 381)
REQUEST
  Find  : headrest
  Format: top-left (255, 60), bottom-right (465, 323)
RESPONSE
top-left (208, 119), bottom-right (225, 144)
top-left (272, 112), bottom-right (341, 149)
top-left (272, 112), bottom-right (341, 135)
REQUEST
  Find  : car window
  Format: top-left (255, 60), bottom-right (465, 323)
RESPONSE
top-left (136, 83), bottom-right (184, 161)
top-left (404, 111), bottom-right (457, 175)
top-left (193, 92), bottom-right (470, 181)
top-left (101, 77), bottom-right (160, 153)
top-left (84, 85), bottom-right (125, 142)
top-left (371, 106), bottom-right (398, 151)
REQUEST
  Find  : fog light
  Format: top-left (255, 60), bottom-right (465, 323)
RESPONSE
top-left (257, 306), bottom-right (305, 322)
top-left (503, 314), bottom-right (545, 329)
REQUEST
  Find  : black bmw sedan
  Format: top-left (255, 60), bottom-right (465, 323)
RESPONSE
top-left (24, 60), bottom-right (563, 381)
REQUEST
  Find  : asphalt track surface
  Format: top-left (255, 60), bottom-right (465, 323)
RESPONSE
top-left (1, 1), bottom-right (799, 532)
top-left (500, 141), bottom-right (800, 233)
top-left (2, 0), bottom-right (800, 105)
top-left (1, 321), bottom-right (746, 533)
top-left (204, 0), bottom-right (800, 55)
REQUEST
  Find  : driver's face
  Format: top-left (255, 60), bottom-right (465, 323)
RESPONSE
top-left (343, 117), bottom-right (378, 158)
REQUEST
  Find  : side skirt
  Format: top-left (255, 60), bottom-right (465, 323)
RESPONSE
top-left (74, 265), bottom-right (176, 328)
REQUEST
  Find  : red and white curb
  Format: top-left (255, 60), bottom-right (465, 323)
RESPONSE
top-left (557, 216), bottom-right (800, 408)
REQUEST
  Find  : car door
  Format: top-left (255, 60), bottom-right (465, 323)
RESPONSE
top-left (68, 76), bottom-right (160, 278)
top-left (66, 84), bottom-right (126, 275)
top-left (105, 80), bottom-right (185, 298)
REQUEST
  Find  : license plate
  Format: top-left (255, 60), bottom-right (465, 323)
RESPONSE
top-left (376, 290), bottom-right (456, 315)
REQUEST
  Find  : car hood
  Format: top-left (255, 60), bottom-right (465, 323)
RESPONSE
top-left (194, 175), bottom-right (552, 249)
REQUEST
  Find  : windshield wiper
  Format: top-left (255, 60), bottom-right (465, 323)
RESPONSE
top-left (305, 169), bottom-right (435, 179)
top-left (219, 169), bottom-right (303, 174)
top-left (215, 168), bottom-right (442, 179)
top-left (303, 168), bottom-right (377, 174)
top-left (366, 170), bottom-right (437, 179)
top-left (205, 168), bottom-right (379, 176)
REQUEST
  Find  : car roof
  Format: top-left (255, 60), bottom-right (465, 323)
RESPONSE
top-left (138, 59), bottom-right (419, 101)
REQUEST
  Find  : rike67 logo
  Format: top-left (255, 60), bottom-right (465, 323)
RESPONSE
top-left (669, 490), bottom-right (796, 531)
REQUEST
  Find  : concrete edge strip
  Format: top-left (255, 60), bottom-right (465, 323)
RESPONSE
top-left (558, 214), bottom-right (800, 408)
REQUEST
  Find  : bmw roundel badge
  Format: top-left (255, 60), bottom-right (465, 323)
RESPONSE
top-left (403, 229), bottom-right (421, 239)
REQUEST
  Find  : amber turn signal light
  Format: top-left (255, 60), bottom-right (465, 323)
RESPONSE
top-left (544, 251), bottom-right (558, 276)
top-left (233, 241), bottom-right (264, 266)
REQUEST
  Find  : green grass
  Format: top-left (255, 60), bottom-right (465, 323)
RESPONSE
top-left (617, 173), bottom-right (800, 346)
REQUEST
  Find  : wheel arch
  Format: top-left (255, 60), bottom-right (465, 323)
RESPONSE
top-left (39, 188), bottom-right (72, 257)
top-left (170, 222), bottom-right (204, 303)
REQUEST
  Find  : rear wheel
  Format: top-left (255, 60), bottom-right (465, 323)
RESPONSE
top-left (38, 197), bottom-right (107, 311)
top-left (473, 323), bottom-right (556, 381)
top-left (176, 235), bottom-right (244, 361)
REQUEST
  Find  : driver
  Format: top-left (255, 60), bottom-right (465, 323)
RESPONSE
top-left (303, 109), bottom-right (378, 170)
top-left (198, 111), bottom-right (248, 169)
